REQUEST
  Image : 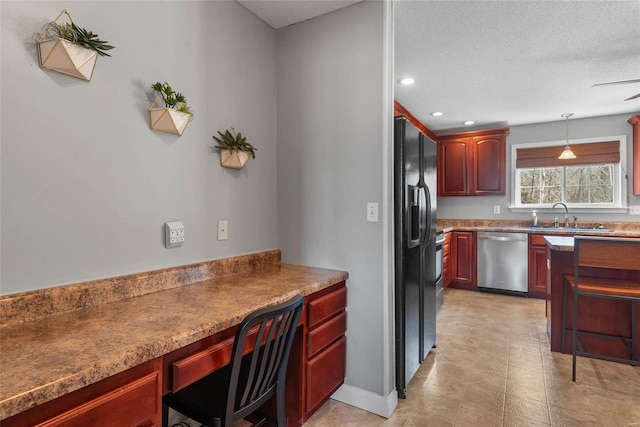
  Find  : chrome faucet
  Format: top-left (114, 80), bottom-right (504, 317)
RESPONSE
top-left (552, 202), bottom-right (569, 228)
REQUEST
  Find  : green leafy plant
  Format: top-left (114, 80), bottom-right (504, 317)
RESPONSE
top-left (45, 22), bottom-right (115, 57)
top-left (213, 128), bottom-right (257, 158)
top-left (151, 82), bottom-right (193, 117)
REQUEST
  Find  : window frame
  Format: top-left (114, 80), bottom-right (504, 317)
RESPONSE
top-left (510, 135), bottom-right (627, 213)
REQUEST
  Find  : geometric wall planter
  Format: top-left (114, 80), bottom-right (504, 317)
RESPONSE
top-left (38, 37), bottom-right (97, 81)
top-left (212, 128), bottom-right (256, 169)
top-left (148, 95), bottom-right (192, 136)
top-left (220, 149), bottom-right (250, 169)
top-left (37, 10), bottom-right (113, 82)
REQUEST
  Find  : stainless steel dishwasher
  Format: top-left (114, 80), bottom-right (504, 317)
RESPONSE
top-left (477, 232), bottom-right (528, 294)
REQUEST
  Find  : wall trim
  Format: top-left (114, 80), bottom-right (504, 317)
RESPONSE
top-left (331, 383), bottom-right (399, 418)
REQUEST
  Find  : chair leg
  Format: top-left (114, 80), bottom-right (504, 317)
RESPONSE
top-left (572, 287), bottom-right (578, 382)
top-left (276, 383), bottom-right (287, 427)
top-left (561, 280), bottom-right (567, 354)
top-left (162, 402), bottom-right (169, 427)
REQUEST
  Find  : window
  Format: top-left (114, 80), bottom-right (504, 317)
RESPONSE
top-left (512, 137), bottom-right (626, 210)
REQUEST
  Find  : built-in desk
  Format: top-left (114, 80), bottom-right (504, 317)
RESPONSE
top-left (0, 251), bottom-right (348, 426)
top-left (545, 237), bottom-right (639, 359)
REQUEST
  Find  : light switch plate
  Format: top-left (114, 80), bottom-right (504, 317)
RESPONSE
top-left (367, 202), bottom-right (378, 222)
top-left (165, 221), bottom-right (185, 248)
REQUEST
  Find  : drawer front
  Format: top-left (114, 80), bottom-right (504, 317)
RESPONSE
top-left (530, 234), bottom-right (546, 246)
top-left (172, 336), bottom-right (235, 391)
top-left (305, 336), bottom-right (346, 414)
top-left (307, 287), bottom-right (347, 329)
top-left (35, 372), bottom-right (160, 427)
top-left (307, 311), bottom-right (346, 358)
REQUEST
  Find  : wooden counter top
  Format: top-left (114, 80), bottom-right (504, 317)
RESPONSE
top-left (0, 255), bottom-right (348, 420)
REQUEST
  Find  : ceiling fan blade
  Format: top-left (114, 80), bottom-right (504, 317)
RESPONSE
top-left (625, 93), bottom-right (640, 101)
top-left (592, 78), bottom-right (640, 87)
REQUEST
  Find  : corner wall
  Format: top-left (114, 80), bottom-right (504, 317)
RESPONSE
top-left (276, 0), bottom-right (396, 416)
top-left (0, 1), bottom-right (278, 294)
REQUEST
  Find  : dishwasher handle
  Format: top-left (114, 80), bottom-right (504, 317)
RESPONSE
top-left (478, 235), bottom-right (527, 242)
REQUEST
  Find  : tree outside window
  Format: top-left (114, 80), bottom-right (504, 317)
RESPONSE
top-left (518, 164), bottom-right (614, 206)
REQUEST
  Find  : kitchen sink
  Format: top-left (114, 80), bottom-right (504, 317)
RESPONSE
top-left (530, 226), bottom-right (613, 232)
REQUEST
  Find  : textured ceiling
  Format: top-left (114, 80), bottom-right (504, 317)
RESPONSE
top-left (238, 0), bottom-right (640, 134)
top-left (394, 0), bottom-right (640, 134)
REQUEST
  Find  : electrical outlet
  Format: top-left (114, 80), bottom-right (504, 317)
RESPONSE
top-left (165, 221), bottom-right (184, 248)
top-left (218, 220), bottom-right (228, 240)
top-left (367, 202), bottom-right (378, 222)
top-left (493, 205), bottom-right (500, 214)
top-left (629, 206), bottom-right (640, 215)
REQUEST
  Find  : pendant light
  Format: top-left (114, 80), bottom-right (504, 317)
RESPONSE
top-left (558, 113), bottom-right (576, 159)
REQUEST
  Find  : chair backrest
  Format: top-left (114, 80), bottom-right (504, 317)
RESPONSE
top-left (574, 236), bottom-right (640, 271)
top-left (225, 294), bottom-right (304, 424)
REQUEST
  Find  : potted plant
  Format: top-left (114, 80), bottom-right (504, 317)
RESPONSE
top-left (213, 128), bottom-right (257, 169)
top-left (148, 82), bottom-right (194, 136)
top-left (37, 9), bottom-right (114, 81)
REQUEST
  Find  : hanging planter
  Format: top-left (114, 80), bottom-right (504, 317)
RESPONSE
top-left (213, 128), bottom-right (257, 169)
top-left (37, 10), bottom-right (114, 81)
top-left (148, 82), bottom-right (193, 136)
top-left (220, 149), bottom-right (251, 169)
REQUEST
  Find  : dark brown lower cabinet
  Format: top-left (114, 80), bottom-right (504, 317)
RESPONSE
top-left (528, 234), bottom-right (547, 298)
top-left (443, 231), bottom-right (452, 288)
top-left (450, 231), bottom-right (477, 290)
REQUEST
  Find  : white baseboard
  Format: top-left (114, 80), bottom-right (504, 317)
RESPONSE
top-left (330, 384), bottom-right (398, 418)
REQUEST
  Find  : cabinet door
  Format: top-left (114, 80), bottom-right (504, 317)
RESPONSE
top-left (443, 232), bottom-right (452, 287)
top-left (528, 246), bottom-right (547, 298)
top-left (471, 135), bottom-right (505, 195)
top-left (306, 337), bottom-right (346, 415)
top-left (438, 138), bottom-right (469, 196)
top-left (451, 231), bottom-right (476, 287)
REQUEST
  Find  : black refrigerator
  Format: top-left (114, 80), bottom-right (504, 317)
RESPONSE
top-left (394, 116), bottom-right (437, 399)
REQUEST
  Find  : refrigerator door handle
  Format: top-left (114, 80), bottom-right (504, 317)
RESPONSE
top-left (421, 185), bottom-right (431, 246)
top-left (408, 186), bottom-right (421, 248)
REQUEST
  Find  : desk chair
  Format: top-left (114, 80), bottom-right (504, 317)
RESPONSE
top-left (561, 237), bottom-right (640, 382)
top-left (163, 294), bottom-right (304, 427)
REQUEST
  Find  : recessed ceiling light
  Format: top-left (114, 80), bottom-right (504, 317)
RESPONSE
top-left (398, 77), bottom-right (415, 86)
top-left (431, 112), bottom-right (444, 117)
top-left (463, 120), bottom-right (475, 125)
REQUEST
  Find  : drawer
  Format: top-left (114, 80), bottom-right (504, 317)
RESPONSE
top-left (307, 311), bottom-right (346, 358)
top-left (530, 234), bottom-right (546, 246)
top-left (306, 336), bottom-right (346, 414)
top-left (34, 371), bottom-right (160, 427)
top-left (172, 336), bottom-right (235, 391)
top-left (307, 287), bottom-right (347, 329)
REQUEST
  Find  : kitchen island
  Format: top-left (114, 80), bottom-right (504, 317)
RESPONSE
top-left (0, 250), bottom-right (348, 426)
top-left (545, 236), bottom-right (639, 360)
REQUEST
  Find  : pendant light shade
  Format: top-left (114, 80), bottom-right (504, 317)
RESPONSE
top-left (559, 145), bottom-right (577, 159)
top-left (558, 113), bottom-right (576, 159)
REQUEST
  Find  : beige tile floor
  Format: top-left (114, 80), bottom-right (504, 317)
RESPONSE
top-left (304, 288), bottom-right (640, 427)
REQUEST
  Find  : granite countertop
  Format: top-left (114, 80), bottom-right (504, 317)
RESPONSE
top-left (437, 219), bottom-right (640, 238)
top-left (0, 262), bottom-right (348, 420)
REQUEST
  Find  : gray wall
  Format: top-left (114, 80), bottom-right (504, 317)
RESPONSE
top-left (276, 0), bottom-right (396, 414)
top-left (1, 1), bottom-right (278, 294)
top-left (438, 113), bottom-right (640, 222)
